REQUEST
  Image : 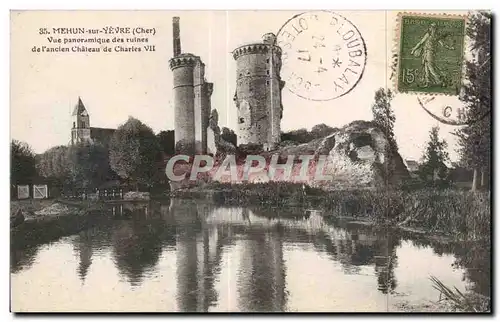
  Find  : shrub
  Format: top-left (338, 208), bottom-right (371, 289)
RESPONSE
top-left (173, 182), bottom-right (490, 241)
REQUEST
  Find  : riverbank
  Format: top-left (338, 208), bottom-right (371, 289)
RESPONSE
top-left (171, 182), bottom-right (491, 241)
top-left (10, 199), bottom-right (109, 248)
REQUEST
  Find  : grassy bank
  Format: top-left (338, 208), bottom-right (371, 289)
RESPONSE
top-left (11, 199), bottom-right (55, 217)
top-left (11, 199), bottom-right (109, 248)
top-left (171, 182), bottom-right (491, 240)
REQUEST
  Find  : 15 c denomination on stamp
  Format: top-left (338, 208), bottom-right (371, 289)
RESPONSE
top-left (276, 11), bottom-right (367, 101)
top-left (396, 13), bottom-right (466, 95)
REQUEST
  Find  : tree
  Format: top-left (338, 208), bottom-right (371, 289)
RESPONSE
top-left (371, 88), bottom-right (399, 184)
top-left (37, 145), bottom-right (71, 182)
top-left (109, 117), bottom-right (161, 190)
top-left (371, 88), bottom-right (397, 150)
top-left (281, 128), bottom-right (311, 143)
top-left (67, 142), bottom-right (113, 190)
top-left (420, 126), bottom-right (449, 181)
top-left (310, 123), bottom-right (336, 139)
top-left (36, 144), bottom-right (115, 192)
top-left (221, 127), bottom-right (237, 147)
top-left (36, 145), bottom-right (72, 195)
top-left (455, 11), bottom-right (491, 191)
top-left (157, 130), bottom-right (175, 156)
top-left (280, 124), bottom-right (336, 145)
top-left (11, 140), bottom-right (37, 185)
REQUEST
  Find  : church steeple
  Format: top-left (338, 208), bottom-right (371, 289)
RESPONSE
top-left (72, 96), bottom-right (88, 117)
top-left (71, 97), bottom-right (91, 145)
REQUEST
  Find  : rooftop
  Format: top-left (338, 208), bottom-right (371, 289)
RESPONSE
top-left (72, 97), bottom-right (87, 116)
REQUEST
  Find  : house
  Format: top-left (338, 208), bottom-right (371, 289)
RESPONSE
top-left (405, 159), bottom-right (419, 173)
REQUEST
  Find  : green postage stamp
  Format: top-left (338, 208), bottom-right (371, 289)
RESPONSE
top-left (397, 13), bottom-right (467, 95)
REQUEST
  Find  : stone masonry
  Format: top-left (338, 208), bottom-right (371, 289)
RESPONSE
top-left (169, 17), bottom-right (213, 154)
top-left (232, 33), bottom-right (285, 151)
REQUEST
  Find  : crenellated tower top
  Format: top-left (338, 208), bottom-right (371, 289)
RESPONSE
top-left (232, 33), bottom-right (281, 60)
top-left (169, 53), bottom-right (200, 70)
top-left (232, 44), bottom-right (281, 60)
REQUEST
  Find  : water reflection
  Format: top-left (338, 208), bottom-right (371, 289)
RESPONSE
top-left (111, 203), bottom-right (177, 286)
top-left (399, 233), bottom-right (491, 299)
top-left (236, 226), bottom-right (286, 312)
top-left (72, 229), bottom-right (94, 283)
top-left (10, 200), bottom-right (490, 312)
top-left (10, 244), bottom-right (41, 274)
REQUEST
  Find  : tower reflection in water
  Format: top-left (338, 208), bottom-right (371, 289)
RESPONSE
top-left (17, 199), bottom-right (484, 312)
top-left (79, 200), bottom-right (397, 311)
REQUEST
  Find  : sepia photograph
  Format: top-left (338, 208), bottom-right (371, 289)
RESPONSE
top-left (9, 9), bottom-right (491, 313)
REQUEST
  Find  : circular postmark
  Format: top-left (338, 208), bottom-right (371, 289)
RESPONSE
top-left (416, 96), bottom-right (490, 126)
top-left (276, 11), bottom-right (367, 101)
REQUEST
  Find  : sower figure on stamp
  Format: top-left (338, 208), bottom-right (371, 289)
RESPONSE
top-left (410, 22), bottom-right (455, 88)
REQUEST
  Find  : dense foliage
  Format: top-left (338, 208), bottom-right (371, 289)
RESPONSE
top-left (221, 127), bottom-right (237, 147)
top-left (156, 130), bottom-right (175, 156)
top-left (455, 11), bottom-right (491, 190)
top-left (371, 88), bottom-right (400, 183)
top-left (281, 123), bottom-right (337, 144)
top-left (36, 143), bottom-right (116, 191)
top-left (67, 143), bottom-right (113, 190)
top-left (11, 140), bottom-right (37, 185)
top-left (109, 117), bottom-right (161, 190)
top-left (36, 145), bottom-right (71, 184)
top-left (419, 126), bottom-right (449, 181)
top-left (371, 88), bottom-right (397, 150)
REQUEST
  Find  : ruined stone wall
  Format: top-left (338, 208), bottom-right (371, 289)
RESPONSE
top-left (201, 82), bottom-right (213, 153)
top-left (233, 43), bottom-right (283, 149)
top-left (267, 49), bottom-right (284, 149)
top-left (193, 60), bottom-right (213, 154)
top-left (193, 61), bottom-right (204, 153)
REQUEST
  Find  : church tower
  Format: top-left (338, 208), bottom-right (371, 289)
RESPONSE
top-left (71, 97), bottom-right (91, 145)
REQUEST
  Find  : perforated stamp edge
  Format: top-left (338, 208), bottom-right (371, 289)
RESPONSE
top-left (392, 11), bottom-right (469, 97)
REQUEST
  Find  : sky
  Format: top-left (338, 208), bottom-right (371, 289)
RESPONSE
top-left (10, 10), bottom-right (470, 162)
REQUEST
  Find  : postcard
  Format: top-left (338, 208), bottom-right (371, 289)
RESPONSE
top-left (10, 10), bottom-right (491, 313)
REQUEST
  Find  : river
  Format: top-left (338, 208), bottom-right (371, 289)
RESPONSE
top-left (10, 199), bottom-right (490, 312)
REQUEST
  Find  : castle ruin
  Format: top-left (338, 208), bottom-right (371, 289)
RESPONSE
top-left (232, 33), bottom-right (285, 151)
top-left (169, 17), bottom-right (213, 154)
top-left (169, 18), bottom-right (284, 154)
top-left (72, 19), bottom-right (286, 156)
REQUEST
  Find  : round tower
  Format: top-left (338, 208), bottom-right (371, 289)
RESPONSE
top-left (169, 53), bottom-right (198, 153)
top-left (232, 33), bottom-right (284, 150)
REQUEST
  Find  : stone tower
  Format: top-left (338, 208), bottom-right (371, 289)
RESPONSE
top-left (169, 17), bottom-right (213, 154)
top-left (71, 97), bottom-right (91, 145)
top-left (232, 33), bottom-right (284, 151)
